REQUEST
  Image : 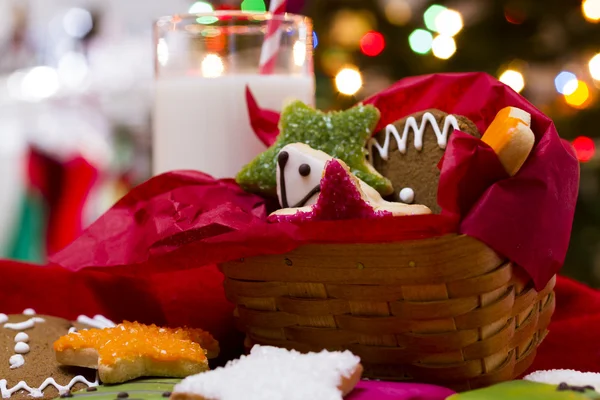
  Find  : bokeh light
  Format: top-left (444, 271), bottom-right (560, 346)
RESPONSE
top-left (582, 0), bottom-right (600, 22)
top-left (589, 53), bottom-right (600, 80)
top-left (424, 4), bottom-right (447, 31)
top-left (201, 54), bottom-right (224, 78)
top-left (408, 29), bottom-right (433, 55)
top-left (21, 67), bottom-right (60, 101)
top-left (499, 69), bottom-right (525, 93)
top-left (330, 10), bottom-right (373, 48)
top-left (57, 52), bottom-right (89, 89)
top-left (189, 1), bottom-right (213, 13)
top-left (572, 136), bottom-right (596, 162)
top-left (384, 0), bottom-right (412, 26)
top-left (335, 67), bottom-right (363, 95)
top-left (241, 0), bottom-right (266, 12)
top-left (434, 9), bottom-right (463, 36)
top-left (63, 8), bottom-right (93, 39)
top-left (431, 35), bottom-right (456, 59)
top-left (360, 31), bottom-right (386, 57)
top-left (564, 80), bottom-right (591, 108)
top-left (554, 71), bottom-right (578, 95)
top-left (312, 32), bottom-right (318, 49)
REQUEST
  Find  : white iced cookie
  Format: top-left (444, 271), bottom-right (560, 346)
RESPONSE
top-left (172, 345), bottom-right (363, 400)
top-left (276, 143), bottom-right (331, 209)
top-left (524, 369), bottom-right (600, 392)
top-left (273, 144), bottom-right (431, 218)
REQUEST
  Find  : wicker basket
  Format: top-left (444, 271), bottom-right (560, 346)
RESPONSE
top-left (219, 234), bottom-right (555, 391)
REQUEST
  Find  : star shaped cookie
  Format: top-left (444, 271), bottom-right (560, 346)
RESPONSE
top-left (54, 322), bottom-right (219, 384)
top-left (236, 101), bottom-right (393, 197)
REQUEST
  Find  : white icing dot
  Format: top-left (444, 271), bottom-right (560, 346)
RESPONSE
top-left (14, 332), bottom-right (29, 343)
top-left (9, 355), bottom-right (24, 369)
top-left (0, 314), bottom-right (7, 324)
top-left (68, 327), bottom-right (77, 334)
top-left (399, 188), bottom-right (415, 204)
top-left (22, 308), bottom-right (36, 316)
top-left (14, 342), bottom-right (30, 354)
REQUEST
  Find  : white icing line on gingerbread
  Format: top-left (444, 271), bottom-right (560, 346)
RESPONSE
top-left (68, 327), bottom-right (77, 334)
top-left (367, 113), bottom-right (460, 161)
top-left (13, 333), bottom-right (28, 343)
top-left (3, 317), bottom-right (45, 331)
top-left (0, 375), bottom-right (98, 398)
top-left (8, 355), bottom-right (24, 370)
top-left (399, 188), bottom-right (415, 204)
top-left (76, 315), bottom-right (116, 329)
top-left (22, 309), bottom-right (35, 316)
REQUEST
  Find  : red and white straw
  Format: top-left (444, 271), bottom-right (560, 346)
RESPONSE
top-left (259, 0), bottom-right (287, 74)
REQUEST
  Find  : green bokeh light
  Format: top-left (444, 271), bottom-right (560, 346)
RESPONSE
top-left (423, 4), bottom-right (447, 32)
top-left (408, 29), bottom-right (433, 54)
top-left (241, 0), bottom-right (267, 12)
top-left (197, 16), bottom-right (219, 24)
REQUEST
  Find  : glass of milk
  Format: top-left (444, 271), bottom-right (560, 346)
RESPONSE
top-left (153, 12), bottom-right (315, 178)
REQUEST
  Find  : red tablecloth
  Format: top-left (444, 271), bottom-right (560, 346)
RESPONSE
top-left (0, 260), bottom-right (598, 373)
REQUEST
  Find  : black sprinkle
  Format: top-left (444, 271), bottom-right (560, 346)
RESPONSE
top-left (284, 258), bottom-right (293, 266)
top-left (117, 392), bottom-right (129, 398)
top-left (162, 392), bottom-right (172, 397)
top-left (556, 382), bottom-right (593, 393)
top-left (61, 392), bottom-right (73, 398)
top-left (298, 164), bottom-right (311, 176)
top-left (86, 388), bottom-right (98, 392)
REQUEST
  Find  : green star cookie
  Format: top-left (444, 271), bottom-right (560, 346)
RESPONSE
top-left (236, 101), bottom-right (393, 197)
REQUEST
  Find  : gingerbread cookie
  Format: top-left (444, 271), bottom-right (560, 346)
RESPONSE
top-left (0, 311), bottom-right (97, 399)
top-left (368, 109), bottom-right (480, 213)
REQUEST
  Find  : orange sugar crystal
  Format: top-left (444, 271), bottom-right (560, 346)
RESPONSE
top-left (54, 321), bottom-right (217, 365)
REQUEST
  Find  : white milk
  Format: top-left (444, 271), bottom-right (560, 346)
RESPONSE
top-left (153, 74), bottom-right (315, 179)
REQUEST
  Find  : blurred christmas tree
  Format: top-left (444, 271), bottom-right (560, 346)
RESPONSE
top-left (301, 0), bottom-right (600, 286)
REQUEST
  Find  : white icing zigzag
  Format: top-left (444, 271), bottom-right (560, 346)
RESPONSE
top-left (367, 112), bottom-right (460, 161)
top-left (3, 317), bottom-right (45, 331)
top-left (76, 315), bottom-right (116, 329)
top-left (0, 376), bottom-right (98, 399)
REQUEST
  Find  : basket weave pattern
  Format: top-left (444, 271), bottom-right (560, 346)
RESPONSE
top-left (220, 234), bottom-right (555, 391)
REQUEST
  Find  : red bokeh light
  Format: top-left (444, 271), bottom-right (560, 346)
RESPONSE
top-left (572, 136), bottom-right (596, 162)
top-left (360, 31), bottom-right (385, 57)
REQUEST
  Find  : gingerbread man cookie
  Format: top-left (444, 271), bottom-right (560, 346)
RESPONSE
top-left (0, 311), bottom-right (97, 400)
top-left (368, 109), bottom-right (480, 213)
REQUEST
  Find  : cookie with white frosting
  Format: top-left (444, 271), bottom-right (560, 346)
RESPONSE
top-left (0, 312), bottom-right (98, 399)
top-left (368, 109), bottom-right (480, 213)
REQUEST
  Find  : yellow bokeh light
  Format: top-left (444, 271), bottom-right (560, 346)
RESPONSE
top-left (499, 69), bottom-right (525, 93)
top-left (589, 53), bottom-right (600, 80)
top-left (434, 9), bottom-right (463, 36)
top-left (201, 54), bottom-right (224, 78)
top-left (582, 0), bottom-right (600, 22)
top-left (431, 35), bottom-right (456, 59)
top-left (335, 67), bottom-right (363, 95)
top-left (385, 0), bottom-right (412, 26)
top-left (565, 80), bottom-right (591, 108)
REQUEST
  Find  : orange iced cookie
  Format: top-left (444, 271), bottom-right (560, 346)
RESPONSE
top-left (482, 106), bottom-right (535, 176)
top-left (53, 321), bottom-right (219, 384)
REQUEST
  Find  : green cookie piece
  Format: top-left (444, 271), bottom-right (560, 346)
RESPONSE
top-left (448, 380), bottom-right (600, 400)
top-left (62, 378), bottom-right (180, 400)
top-left (236, 101), bottom-right (393, 197)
